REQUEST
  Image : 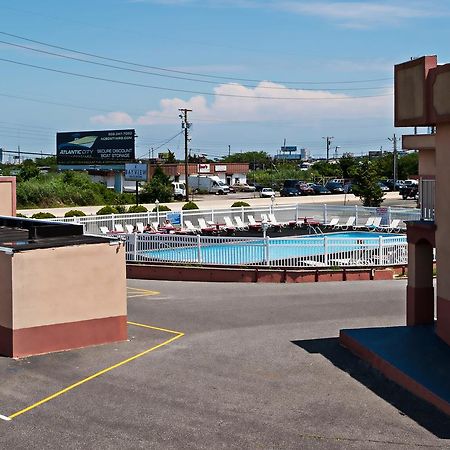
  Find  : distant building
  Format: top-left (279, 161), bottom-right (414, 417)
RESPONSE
top-left (300, 148), bottom-right (310, 160)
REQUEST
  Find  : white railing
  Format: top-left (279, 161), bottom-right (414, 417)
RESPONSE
top-left (123, 233), bottom-right (408, 268)
top-left (49, 203), bottom-right (421, 236)
top-left (419, 178), bottom-right (435, 221)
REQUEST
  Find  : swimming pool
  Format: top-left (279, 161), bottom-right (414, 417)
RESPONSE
top-left (140, 231), bottom-right (407, 267)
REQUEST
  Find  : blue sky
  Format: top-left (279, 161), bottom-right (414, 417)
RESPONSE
top-left (1, 0), bottom-right (449, 161)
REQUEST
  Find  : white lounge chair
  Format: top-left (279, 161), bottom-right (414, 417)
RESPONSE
top-left (152, 222), bottom-right (160, 231)
top-left (378, 219), bottom-right (402, 233)
top-left (184, 220), bottom-right (199, 234)
top-left (324, 217), bottom-right (339, 229)
top-left (136, 222), bottom-right (145, 233)
top-left (268, 213), bottom-right (286, 228)
top-left (114, 224), bottom-right (125, 233)
top-left (234, 216), bottom-right (248, 230)
top-left (368, 217), bottom-right (382, 231)
top-left (353, 217), bottom-right (374, 230)
top-left (334, 216), bottom-right (355, 231)
top-left (125, 224), bottom-right (134, 234)
top-left (198, 218), bottom-right (217, 234)
top-left (99, 226), bottom-right (110, 235)
top-left (247, 215), bottom-right (262, 230)
top-left (222, 216), bottom-right (236, 232)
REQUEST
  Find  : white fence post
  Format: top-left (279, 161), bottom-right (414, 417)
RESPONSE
top-left (133, 233), bottom-right (138, 261)
top-left (378, 236), bottom-right (383, 266)
top-left (197, 234), bottom-right (202, 263)
top-left (323, 204), bottom-right (328, 224)
top-left (111, 214), bottom-right (116, 232)
top-left (264, 236), bottom-right (270, 265)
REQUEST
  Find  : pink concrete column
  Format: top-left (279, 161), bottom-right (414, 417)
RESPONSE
top-left (407, 241), bottom-right (434, 326)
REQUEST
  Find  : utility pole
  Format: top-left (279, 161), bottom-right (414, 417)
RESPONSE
top-left (388, 134), bottom-right (400, 189)
top-left (179, 108), bottom-right (192, 202)
top-left (322, 136), bottom-right (334, 161)
top-left (228, 145), bottom-right (231, 157)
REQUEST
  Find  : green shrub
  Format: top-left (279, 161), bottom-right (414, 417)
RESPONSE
top-left (96, 205), bottom-right (119, 215)
top-left (231, 201), bottom-right (250, 208)
top-left (31, 212), bottom-right (56, 219)
top-left (64, 210), bottom-right (86, 217)
top-left (152, 205), bottom-right (171, 212)
top-left (182, 201), bottom-right (199, 210)
top-left (128, 205), bottom-right (148, 213)
top-left (15, 213), bottom-right (27, 218)
top-left (114, 204), bottom-right (128, 214)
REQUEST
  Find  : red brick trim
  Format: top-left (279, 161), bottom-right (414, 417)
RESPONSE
top-left (0, 315), bottom-right (128, 358)
top-left (127, 264), bottom-right (396, 284)
top-left (340, 330), bottom-right (450, 416)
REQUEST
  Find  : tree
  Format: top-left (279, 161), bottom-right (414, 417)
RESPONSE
top-left (339, 154), bottom-right (357, 179)
top-left (351, 159), bottom-right (385, 207)
top-left (140, 164), bottom-right (172, 203)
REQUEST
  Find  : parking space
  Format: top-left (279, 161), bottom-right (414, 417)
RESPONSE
top-left (0, 280), bottom-right (448, 448)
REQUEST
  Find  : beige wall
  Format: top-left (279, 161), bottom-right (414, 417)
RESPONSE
top-left (419, 148), bottom-right (436, 177)
top-left (0, 177), bottom-right (15, 216)
top-left (435, 123), bottom-right (450, 300)
top-left (0, 251), bottom-right (13, 329)
top-left (12, 242), bottom-right (127, 329)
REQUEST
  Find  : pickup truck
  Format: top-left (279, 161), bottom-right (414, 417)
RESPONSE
top-left (399, 183), bottom-right (419, 200)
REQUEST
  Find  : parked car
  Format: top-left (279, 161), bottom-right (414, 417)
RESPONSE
top-left (260, 187), bottom-right (276, 198)
top-left (384, 179), bottom-right (405, 191)
top-left (399, 183), bottom-right (419, 199)
top-left (378, 181), bottom-right (390, 192)
top-left (231, 182), bottom-right (256, 192)
top-left (280, 186), bottom-right (300, 196)
top-left (311, 184), bottom-right (331, 195)
top-left (325, 181), bottom-right (345, 194)
top-left (248, 182), bottom-right (264, 192)
top-left (297, 183), bottom-right (315, 195)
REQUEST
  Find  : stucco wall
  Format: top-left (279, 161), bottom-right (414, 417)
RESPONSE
top-left (0, 251), bottom-right (12, 329)
top-left (419, 148), bottom-right (436, 177)
top-left (0, 177), bottom-right (16, 216)
top-left (435, 123), bottom-right (450, 300)
top-left (11, 242), bottom-right (127, 329)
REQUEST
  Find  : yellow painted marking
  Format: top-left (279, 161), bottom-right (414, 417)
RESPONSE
top-left (7, 322), bottom-right (184, 421)
top-left (127, 287), bottom-right (160, 298)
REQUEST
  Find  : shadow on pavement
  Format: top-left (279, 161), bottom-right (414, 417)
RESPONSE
top-left (292, 337), bottom-right (450, 439)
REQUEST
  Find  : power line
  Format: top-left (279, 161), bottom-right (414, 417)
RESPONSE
top-left (0, 39), bottom-right (391, 92)
top-left (0, 31), bottom-right (393, 86)
top-left (137, 131), bottom-right (183, 159)
top-left (0, 57), bottom-right (392, 101)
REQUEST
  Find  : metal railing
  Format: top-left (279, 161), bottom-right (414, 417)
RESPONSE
top-left (123, 233), bottom-right (408, 268)
top-left (49, 203), bottom-right (421, 235)
top-left (419, 178), bottom-right (435, 221)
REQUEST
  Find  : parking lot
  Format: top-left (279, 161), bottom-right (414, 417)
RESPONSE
top-left (0, 280), bottom-right (448, 448)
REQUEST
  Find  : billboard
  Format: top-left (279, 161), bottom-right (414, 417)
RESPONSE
top-left (57, 129), bottom-right (135, 164)
top-left (125, 163), bottom-right (147, 181)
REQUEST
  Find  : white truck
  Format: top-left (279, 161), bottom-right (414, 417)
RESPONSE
top-left (188, 175), bottom-right (230, 195)
top-left (171, 181), bottom-right (186, 200)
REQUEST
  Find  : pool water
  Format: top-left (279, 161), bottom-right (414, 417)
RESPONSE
top-left (144, 231), bottom-right (405, 265)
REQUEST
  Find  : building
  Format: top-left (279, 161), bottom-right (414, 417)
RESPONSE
top-left (340, 55), bottom-right (450, 416)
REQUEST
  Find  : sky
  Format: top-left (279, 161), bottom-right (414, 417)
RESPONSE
top-left (1, 0), bottom-right (449, 162)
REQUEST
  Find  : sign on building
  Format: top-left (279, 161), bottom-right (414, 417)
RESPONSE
top-left (57, 129), bottom-right (135, 164)
top-left (215, 165), bottom-right (227, 172)
top-left (125, 163), bottom-right (147, 181)
top-left (198, 163), bottom-right (211, 173)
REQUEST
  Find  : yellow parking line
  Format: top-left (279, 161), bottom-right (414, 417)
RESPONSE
top-left (6, 322), bottom-right (184, 421)
top-left (127, 287), bottom-right (160, 297)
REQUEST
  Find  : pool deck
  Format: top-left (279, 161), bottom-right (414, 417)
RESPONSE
top-left (340, 324), bottom-right (450, 416)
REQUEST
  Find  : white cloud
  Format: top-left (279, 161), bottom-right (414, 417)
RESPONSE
top-left (90, 111), bottom-right (134, 125)
top-left (90, 81), bottom-right (392, 126)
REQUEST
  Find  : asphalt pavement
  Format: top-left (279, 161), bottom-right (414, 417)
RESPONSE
top-left (0, 279), bottom-right (448, 449)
